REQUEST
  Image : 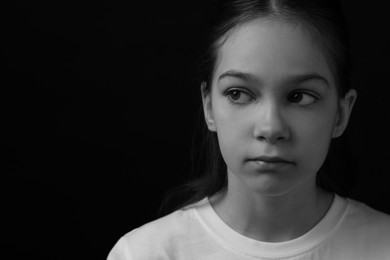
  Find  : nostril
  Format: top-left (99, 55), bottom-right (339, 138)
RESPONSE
top-left (253, 116), bottom-right (290, 143)
top-left (256, 132), bottom-right (289, 144)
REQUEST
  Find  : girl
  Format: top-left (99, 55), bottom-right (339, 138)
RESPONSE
top-left (108, 0), bottom-right (390, 259)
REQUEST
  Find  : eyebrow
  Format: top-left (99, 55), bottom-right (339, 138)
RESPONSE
top-left (218, 70), bottom-right (329, 87)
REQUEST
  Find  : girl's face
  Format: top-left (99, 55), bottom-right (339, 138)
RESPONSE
top-left (202, 20), bottom-right (356, 196)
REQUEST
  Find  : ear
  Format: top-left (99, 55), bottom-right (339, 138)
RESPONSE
top-left (333, 89), bottom-right (357, 138)
top-left (201, 82), bottom-right (217, 132)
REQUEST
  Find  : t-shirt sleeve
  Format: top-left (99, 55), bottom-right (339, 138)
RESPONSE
top-left (107, 235), bottom-right (134, 260)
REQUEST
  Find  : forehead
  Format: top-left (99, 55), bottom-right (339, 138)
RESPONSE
top-left (213, 19), bottom-right (335, 87)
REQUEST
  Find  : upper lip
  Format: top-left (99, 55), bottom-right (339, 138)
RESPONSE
top-left (249, 156), bottom-right (293, 164)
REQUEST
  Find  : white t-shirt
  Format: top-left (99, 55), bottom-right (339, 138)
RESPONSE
top-left (107, 194), bottom-right (390, 259)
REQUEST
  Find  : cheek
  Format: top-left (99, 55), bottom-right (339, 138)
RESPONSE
top-left (212, 98), bottom-right (250, 163)
top-left (293, 109), bottom-right (336, 170)
top-left (214, 109), bottom-right (245, 151)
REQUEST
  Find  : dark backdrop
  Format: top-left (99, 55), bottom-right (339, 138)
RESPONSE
top-left (2, 1), bottom-right (390, 259)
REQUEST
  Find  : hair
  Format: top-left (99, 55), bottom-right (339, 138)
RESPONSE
top-left (158, 0), bottom-right (358, 217)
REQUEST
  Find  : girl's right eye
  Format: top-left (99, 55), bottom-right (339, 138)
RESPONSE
top-left (225, 89), bottom-right (254, 104)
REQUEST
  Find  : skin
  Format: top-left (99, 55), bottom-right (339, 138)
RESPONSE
top-left (201, 19), bottom-right (357, 242)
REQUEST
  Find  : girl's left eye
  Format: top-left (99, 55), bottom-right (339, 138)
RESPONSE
top-left (287, 92), bottom-right (318, 106)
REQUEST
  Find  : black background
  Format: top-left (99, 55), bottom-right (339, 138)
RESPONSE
top-left (2, 1), bottom-right (390, 259)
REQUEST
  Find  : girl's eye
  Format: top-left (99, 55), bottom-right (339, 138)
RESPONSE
top-left (288, 91), bottom-right (318, 106)
top-left (225, 89), bottom-right (254, 104)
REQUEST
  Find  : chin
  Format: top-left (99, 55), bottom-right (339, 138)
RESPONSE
top-left (244, 174), bottom-right (305, 197)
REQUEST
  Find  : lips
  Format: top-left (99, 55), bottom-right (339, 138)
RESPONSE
top-left (249, 156), bottom-right (294, 164)
top-left (248, 156), bottom-right (294, 171)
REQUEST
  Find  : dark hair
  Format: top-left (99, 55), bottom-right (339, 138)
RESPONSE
top-left (158, 0), bottom-right (358, 217)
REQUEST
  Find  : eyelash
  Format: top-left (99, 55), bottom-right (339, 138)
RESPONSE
top-left (288, 90), bottom-right (320, 106)
top-left (223, 88), bottom-right (254, 104)
top-left (223, 88), bottom-right (320, 106)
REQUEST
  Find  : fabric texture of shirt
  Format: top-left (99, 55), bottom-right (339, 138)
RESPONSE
top-left (107, 194), bottom-right (390, 259)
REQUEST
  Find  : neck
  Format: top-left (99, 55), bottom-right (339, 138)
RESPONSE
top-left (209, 175), bottom-right (334, 242)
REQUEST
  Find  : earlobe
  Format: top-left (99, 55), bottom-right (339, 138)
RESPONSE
top-left (332, 126), bottom-right (341, 138)
top-left (333, 89), bottom-right (357, 138)
top-left (201, 82), bottom-right (217, 132)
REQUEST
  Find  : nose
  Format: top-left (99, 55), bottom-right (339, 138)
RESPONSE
top-left (253, 101), bottom-right (290, 144)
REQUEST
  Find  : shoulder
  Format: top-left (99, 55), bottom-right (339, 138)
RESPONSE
top-left (346, 198), bottom-right (390, 230)
top-left (125, 206), bottom-right (197, 246)
top-left (107, 200), bottom-right (207, 260)
top-left (339, 198), bottom-right (390, 251)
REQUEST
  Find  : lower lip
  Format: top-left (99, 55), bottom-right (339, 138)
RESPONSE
top-left (250, 160), bottom-right (293, 172)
